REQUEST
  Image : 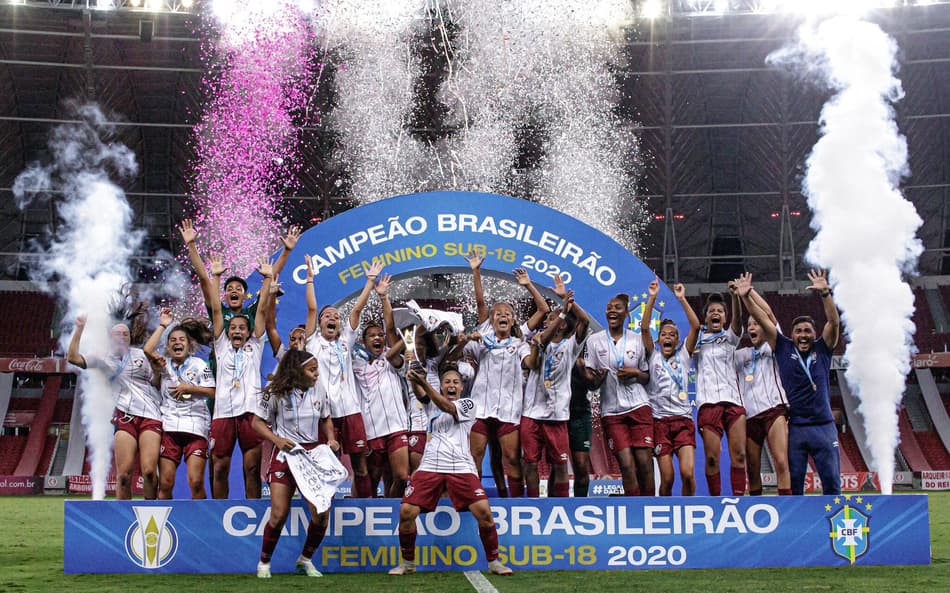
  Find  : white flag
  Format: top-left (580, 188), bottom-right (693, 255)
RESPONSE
top-left (280, 444), bottom-right (349, 513)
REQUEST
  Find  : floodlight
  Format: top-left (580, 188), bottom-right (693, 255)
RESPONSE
top-left (641, 0), bottom-right (664, 19)
top-left (146, 0), bottom-right (164, 11)
top-left (96, 0), bottom-right (115, 9)
top-left (181, 0), bottom-right (195, 9)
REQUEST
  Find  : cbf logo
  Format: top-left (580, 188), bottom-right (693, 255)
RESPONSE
top-left (125, 506), bottom-right (178, 569)
top-left (826, 496), bottom-right (871, 564)
top-left (628, 302), bottom-right (662, 341)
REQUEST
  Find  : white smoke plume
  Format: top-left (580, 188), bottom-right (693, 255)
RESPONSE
top-left (769, 16), bottom-right (923, 494)
top-left (13, 103), bottom-right (144, 500)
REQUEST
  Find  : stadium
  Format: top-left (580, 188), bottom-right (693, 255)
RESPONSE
top-left (0, 1), bottom-right (949, 592)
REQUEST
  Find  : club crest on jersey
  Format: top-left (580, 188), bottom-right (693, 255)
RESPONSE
top-left (404, 484), bottom-right (414, 497)
top-left (408, 435), bottom-right (419, 446)
top-left (132, 357), bottom-right (145, 369)
top-left (827, 498), bottom-right (871, 564)
top-left (474, 488), bottom-right (486, 497)
top-left (125, 506), bottom-right (178, 569)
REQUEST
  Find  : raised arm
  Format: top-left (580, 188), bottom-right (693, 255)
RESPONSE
top-left (728, 280), bottom-right (743, 335)
top-left (465, 250), bottom-right (488, 324)
top-left (66, 314), bottom-right (88, 368)
top-left (514, 268), bottom-right (550, 331)
top-left (376, 274), bottom-right (405, 366)
top-left (144, 307), bottom-right (173, 361)
top-left (252, 257), bottom-right (274, 339)
top-left (807, 269), bottom-right (840, 349)
top-left (264, 277), bottom-right (283, 355)
top-left (303, 254), bottom-right (318, 338)
top-left (209, 253), bottom-right (226, 338)
top-left (642, 278), bottom-right (659, 358)
top-left (677, 283), bottom-right (702, 355)
top-left (179, 219), bottom-right (218, 309)
top-left (554, 274), bottom-right (590, 340)
top-left (271, 225), bottom-right (301, 277)
top-left (348, 260), bottom-right (384, 331)
top-left (749, 287), bottom-right (777, 325)
top-left (407, 367), bottom-right (459, 419)
top-left (736, 273), bottom-right (777, 350)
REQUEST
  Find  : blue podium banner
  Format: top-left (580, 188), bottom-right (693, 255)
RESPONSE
top-left (64, 495), bottom-right (930, 573)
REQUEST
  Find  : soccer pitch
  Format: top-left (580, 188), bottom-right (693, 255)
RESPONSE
top-left (1, 493), bottom-right (947, 593)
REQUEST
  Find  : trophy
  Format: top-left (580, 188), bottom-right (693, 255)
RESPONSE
top-left (401, 326), bottom-right (424, 374)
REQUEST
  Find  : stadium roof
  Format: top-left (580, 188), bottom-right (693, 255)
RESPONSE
top-left (0, 1), bottom-right (947, 284)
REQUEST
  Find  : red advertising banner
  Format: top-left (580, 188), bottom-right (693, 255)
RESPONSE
top-left (67, 474), bottom-right (144, 496)
top-left (0, 475), bottom-right (43, 495)
top-left (0, 357), bottom-right (71, 374)
top-left (918, 470), bottom-right (950, 490)
top-left (803, 471), bottom-right (912, 493)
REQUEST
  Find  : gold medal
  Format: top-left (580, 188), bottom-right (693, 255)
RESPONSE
top-left (745, 374), bottom-right (754, 383)
top-left (544, 379), bottom-right (553, 389)
top-left (233, 379), bottom-right (241, 388)
top-left (811, 382), bottom-right (817, 391)
top-left (678, 391), bottom-right (687, 401)
top-left (181, 393), bottom-right (192, 400)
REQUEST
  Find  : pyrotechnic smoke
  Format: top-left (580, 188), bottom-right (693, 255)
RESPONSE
top-left (189, 0), bottom-right (317, 312)
top-left (769, 16), bottom-right (923, 494)
top-left (12, 103), bottom-right (144, 500)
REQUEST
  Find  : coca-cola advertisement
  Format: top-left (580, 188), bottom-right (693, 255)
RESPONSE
top-left (0, 475), bottom-right (43, 495)
top-left (0, 358), bottom-right (68, 374)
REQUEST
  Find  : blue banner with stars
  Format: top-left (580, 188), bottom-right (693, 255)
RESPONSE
top-left (64, 494), bottom-right (928, 573)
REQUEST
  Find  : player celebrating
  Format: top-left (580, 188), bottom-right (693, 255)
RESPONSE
top-left (67, 315), bottom-right (162, 499)
top-left (252, 349), bottom-right (339, 578)
top-left (736, 271), bottom-right (841, 495)
top-left (389, 366), bottom-right (513, 576)
top-left (585, 293), bottom-right (654, 496)
top-left (642, 278), bottom-right (700, 496)
top-left (143, 308), bottom-right (216, 499)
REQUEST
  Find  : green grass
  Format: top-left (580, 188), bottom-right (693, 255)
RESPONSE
top-left (0, 493), bottom-right (947, 593)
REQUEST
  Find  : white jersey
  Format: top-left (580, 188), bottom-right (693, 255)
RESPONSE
top-left (417, 397), bottom-right (478, 475)
top-left (646, 349), bottom-right (693, 419)
top-left (523, 335), bottom-right (584, 421)
top-left (464, 337), bottom-right (531, 423)
top-left (255, 385), bottom-right (330, 444)
top-left (306, 324), bottom-right (361, 418)
top-left (213, 333), bottom-right (266, 419)
top-left (269, 343), bottom-right (288, 377)
top-left (353, 348), bottom-right (408, 440)
top-left (585, 330), bottom-right (650, 417)
top-left (735, 343), bottom-right (787, 418)
top-left (694, 327), bottom-right (742, 408)
top-left (160, 357), bottom-right (215, 437)
top-left (86, 348), bottom-right (161, 420)
top-left (407, 388), bottom-right (428, 433)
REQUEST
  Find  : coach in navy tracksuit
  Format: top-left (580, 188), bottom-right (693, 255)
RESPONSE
top-left (736, 271), bottom-right (841, 495)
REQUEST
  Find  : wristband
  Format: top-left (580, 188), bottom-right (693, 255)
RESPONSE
top-left (306, 280), bottom-right (313, 284)
top-left (159, 324), bottom-right (169, 329)
top-left (819, 290), bottom-right (831, 298)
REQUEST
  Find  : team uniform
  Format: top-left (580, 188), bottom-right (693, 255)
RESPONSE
top-left (568, 369), bottom-right (592, 453)
top-left (406, 388), bottom-right (429, 457)
top-left (159, 356), bottom-right (215, 464)
top-left (210, 333), bottom-right (266, 457)
top-left (585, 330), bottom-right (653, 453)
top-left (305, 324), bottom-right (368, 454)
top-left (403, 397), bottom-right (485, 511)
top-left (522, 335), bottom-right (584, 467)
top-left (255, 385), bottom-right (332, 488)
top-left (86, 348), bottom-right (162, 438)
top-left (463, 336), bottom-right (532, 437)
top-left (735, 343), bottom-right (788, 447)
top-left (352, 346), bottom-right (409, 454)
top-left (694, 327), bottom-right (745, 434)
top-left (647, 348), bottom-right (696, 457)
top-left (773, 334), bottom-right (840, 495)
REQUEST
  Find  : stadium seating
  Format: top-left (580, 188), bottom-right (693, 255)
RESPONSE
top-left (14, 375), bottom-right (62, 476)
top-left (897, 408), bottom-right (932, 472)
top-left (0, 291), bottom-right (57, 356)
top-left (51, 399), bottom-right (73, 424)
top-left (36, 435), bottom-right (58, 476)
top-left (0, 435), bottom-right (28, 474)
top-left (915, 432), bottom-right (950, 471)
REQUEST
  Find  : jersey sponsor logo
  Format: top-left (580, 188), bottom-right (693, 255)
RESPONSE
top-left (458, 399), bottom-right (475, 414)
top-left (827, 499), bottom-right (871, 564)
top-left (125, 506), bottom-right (178, 569)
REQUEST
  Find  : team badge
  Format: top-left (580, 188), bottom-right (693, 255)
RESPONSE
top-left (404, 484), bottom-right (414, 496)
top-left (125, 506), bottom-right (178, 569)
top-left (827, 497), bottom-right (872, 564)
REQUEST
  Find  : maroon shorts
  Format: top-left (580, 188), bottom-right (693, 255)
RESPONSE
top-left (746, 405), bottom-right (788, 446)
top-left (368, 431), bottom-right (409, 455)
top-left (333, 413), bottom-right (368, 454)
top-left (653, 416), bottom-right (696, 457)
top-left (520, 417), bottom-right (570, 465)
top-left (407, 431), bottom-right (427, 456)
top-left (266, 441), bottom-right (319, 487)
top-left (210, 412), bottom-right (263, 458)
top-left (697, 402), bottom-right (746, 438)
top-left (160, 432), bottom-right (208, 464)
top-left (603, 406), bottom-right (654, 452)
top-left (471, 417), bottom-right (519, 439)
top-left (112, 408), bottom-right (162, 440)
top-left (403, 470), bottom-right (487, 512)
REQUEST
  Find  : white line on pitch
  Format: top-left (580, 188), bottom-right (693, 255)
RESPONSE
top-left (464, 570), bottom-right (500, 593)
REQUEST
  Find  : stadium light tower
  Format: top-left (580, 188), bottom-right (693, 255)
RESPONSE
top-left (641, 0), bottom-right (665, 19)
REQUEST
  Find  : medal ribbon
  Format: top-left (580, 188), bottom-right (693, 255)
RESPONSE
top-left (608, 331), bottom-right (627, 370)
top-left (698, 327), bottom-right (725, 345)
top-left (543, 340), bottom-right (567, 382)
top-left (746, 348), bottom-right (762, 378)
top-left (233, 347), bottom-right (245, 384)
top-left (795, 348), bottom-right (817, 390)
top-left (660, 349), bottom-right (686, 397)
top-left (332, 339), bottom-right (347, 378)
top-left (108, 351), bottom-right (131, 382)
top-left (483, 332), bottom-right (513, 351)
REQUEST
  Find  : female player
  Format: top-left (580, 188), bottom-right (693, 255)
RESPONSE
top-left (252, 349), bottom-right (339, 578)
top-left (67, 314), bottom-right (162, 499)
top-left (388, 366), bottom-right (513, 576)
top-left (642, 278), bottom-right (700, 496)
top-left (143, 308), bottom-right (216, 499)
top-left (585, 293), bottom-right (654, 496)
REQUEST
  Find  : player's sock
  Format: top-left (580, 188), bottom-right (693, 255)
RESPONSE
top-left (526, 482), bottom-right (540, 497)
top-left (353, 474), bottom-right (372, 498)
top-left (730, 467), bottom-right (746, 495)
top-left (706, 471), bottom-right (721, 496)
top-left (778, 488), bottom-right (792, 496)
top-left (259, 522), bottom-right (281, 563)
top-left (552, 481), bottom-right (570, 497)
top-left (749, 487), bottom-right (763, 496)
top-left (479, 525), bottom-right (500, 561)
top-left (398, 531), bottom-right (417, 562)
top-left (507, 476), bottom-right (525, 497)
top-left (301, 519), bottom-right (328, 559)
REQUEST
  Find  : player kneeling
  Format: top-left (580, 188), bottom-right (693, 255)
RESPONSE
top-left (389, 366), bottom-right (512, 576)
